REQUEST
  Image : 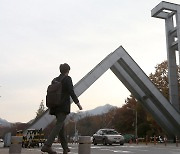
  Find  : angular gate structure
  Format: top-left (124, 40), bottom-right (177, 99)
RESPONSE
top-left (26, 46), bottom-right (180, 137)
top-left (151, 1), bottom-right (180, 112)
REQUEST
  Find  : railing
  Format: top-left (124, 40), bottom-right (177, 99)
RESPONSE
top-left (128, 135), bottom-right (179, 147)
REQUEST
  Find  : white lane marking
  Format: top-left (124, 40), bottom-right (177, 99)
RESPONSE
top-left (91, 146), bottom-right (102, 149)
top-left (100, 148), bottom-right (134, 153)
top-left (114, 150), bottom-right (134, 153)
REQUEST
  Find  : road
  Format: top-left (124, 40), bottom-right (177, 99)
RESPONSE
top-left (0, 143), bottom-right (180, 154)
top-left (90, 144), bottom-right (180, 154)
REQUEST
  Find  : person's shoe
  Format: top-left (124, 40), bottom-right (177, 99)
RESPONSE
top-left (63, 147), bottom-right (70, 154)
top-left (41, 145), bottom-right (57, 154)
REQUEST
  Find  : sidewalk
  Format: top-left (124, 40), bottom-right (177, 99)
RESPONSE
top-left (0, 143), bottom-right (72, 154)
top-left (0, 147), bottom-right (42, 154)
top-left (0, 142), bottom-right (42, 154)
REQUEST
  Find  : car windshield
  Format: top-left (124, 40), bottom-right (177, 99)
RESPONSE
top-left (102, 130), bottom-right (118, 135)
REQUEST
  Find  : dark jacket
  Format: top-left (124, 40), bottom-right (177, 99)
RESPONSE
top-left (49, 74), bottom-right (79, 115)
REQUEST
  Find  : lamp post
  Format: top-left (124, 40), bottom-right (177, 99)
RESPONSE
top-left (74, 120), bottom-right (77, 138)
top-left (69, 116), bottom-right (78, 143)
top-left (127, 107), bottom-right (137, 138)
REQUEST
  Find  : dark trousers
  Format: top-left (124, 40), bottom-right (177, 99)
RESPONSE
top-left (45, 112), bottom-right (68, 150)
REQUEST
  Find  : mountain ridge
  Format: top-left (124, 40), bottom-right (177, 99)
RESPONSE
top-left (68, 104), bottom-right (117, 122)
top-left (0, 118), bottom-right (11, 127)
top-left (0, 104), bottom-right (117, 126)
top-left (84, 104), bottom-right (117, 115)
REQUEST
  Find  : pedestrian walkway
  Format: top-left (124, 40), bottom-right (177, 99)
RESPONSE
top-left (0, 143), bottom-right (179, 154)
top-left (0, 143), bottom-right (78, 154)
top-left (0, 147), bottom-right (42, 154)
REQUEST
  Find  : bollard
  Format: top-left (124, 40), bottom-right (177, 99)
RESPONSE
top-left (129, 139), bottom-right (132, 144)
top-left (154, 135), bottom-right (156, 145)
top-left (9, 136), bottom-right (23, 154)
top-left (145, 135), bottom-right (148, 145)
top-left (136, 138), bottom-right (138, 145)
top-left (4, 132), bottom-right (11, 147)
top-left (176, 136), bottom-right (178, 147)
top-left (78, 136), bottom-right (91, 154)
top-left (164, 135), bottom-right (167, 146)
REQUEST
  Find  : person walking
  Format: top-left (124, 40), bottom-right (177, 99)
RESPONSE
top-left (41, 63), bottom-right (83, 154)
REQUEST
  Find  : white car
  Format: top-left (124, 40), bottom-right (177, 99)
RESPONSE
top-left (93, 129), bottom-right (124, 145)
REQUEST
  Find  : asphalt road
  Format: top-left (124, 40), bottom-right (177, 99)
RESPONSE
top-left (0, 143), bottom-right (180, 154)
top-left (90, 144), bottom-right (180, 154)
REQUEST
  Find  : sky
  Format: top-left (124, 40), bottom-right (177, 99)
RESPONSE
top-left (0, 0), bottom-right (180, 123)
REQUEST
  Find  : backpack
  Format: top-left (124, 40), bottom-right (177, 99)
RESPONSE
top-left (46, 76), bottom-right (65, 108)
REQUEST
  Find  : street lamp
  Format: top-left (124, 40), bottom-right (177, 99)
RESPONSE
top-left (127, 107), bottom-right (137, 138)
top-left (69, 117), bottom-right (78, 143)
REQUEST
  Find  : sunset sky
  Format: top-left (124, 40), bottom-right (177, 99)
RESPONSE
top-left (0, 0), bottom-right (179, 123)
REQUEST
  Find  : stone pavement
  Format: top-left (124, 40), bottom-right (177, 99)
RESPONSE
top-left (0, 147), bottom-right (40, 154)
top-left (0, 147), bottom-right (43, 154)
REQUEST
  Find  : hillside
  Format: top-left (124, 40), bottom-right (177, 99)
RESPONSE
top-left (0, 104), bottom-right (117, 126)
top-left (67, 104), bottom-right (117, 121)
top-left (0, 118), bottom-right (11, 127)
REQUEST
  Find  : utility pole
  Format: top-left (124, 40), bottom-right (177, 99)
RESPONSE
top-left (127, 107), bottom-right (138, 138)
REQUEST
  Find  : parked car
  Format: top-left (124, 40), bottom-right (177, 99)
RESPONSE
top-left (92, 129), bottom-right (124, 146)
top-left (123, 134), bottom-right (135, 143)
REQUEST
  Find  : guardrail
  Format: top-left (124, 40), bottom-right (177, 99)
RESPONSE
top-left (128, 135), bottom-right (179, 147)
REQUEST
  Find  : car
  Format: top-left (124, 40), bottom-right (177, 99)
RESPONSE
top-left (123, 134), bottom-right (135, 143)
top-left (92, 129), bottom-right (124, 146)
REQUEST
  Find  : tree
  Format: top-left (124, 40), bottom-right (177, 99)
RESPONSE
top-left (36, 100), bottom-right (46, 119)
top-left (112, 97), bottom-right (137, 134)
top-left (149, 61), bottom-right (169, 99)
top-left (112, 96), bottom-right (150, 137)
top-left (112, 61), bottom-right (175, 137)
top-left (148, 60), bottom-right (180, 136)
top-left (139, 60), bottom-right (180, 136)
top-left (149, 60), bottom-right (180, 100)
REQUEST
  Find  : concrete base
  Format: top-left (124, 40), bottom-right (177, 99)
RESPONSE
top-left (4, 133), bottom-right (11, 147)
top-left (78, 136), bottom-right (91, 154)
top-left (9, 136), bottom-right (22, 154)
top-left (9, 144), bottom-right (22, 154)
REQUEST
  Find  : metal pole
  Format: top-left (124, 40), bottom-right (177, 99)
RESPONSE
top-left (135, 111), bottom-right (137, 138)
top-left (127, 107), bottom-right (138, 138)
top-left (75, 121), bottom-right (76, 137)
